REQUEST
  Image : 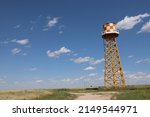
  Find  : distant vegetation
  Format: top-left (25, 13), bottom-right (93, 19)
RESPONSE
top-left (0, 85), bottom-right (150, 100)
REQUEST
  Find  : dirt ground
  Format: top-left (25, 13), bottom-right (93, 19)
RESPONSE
top-left (72, 91), bottom-right (118, 100)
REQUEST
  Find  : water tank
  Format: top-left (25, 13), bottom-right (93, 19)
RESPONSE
top-left (102, 22), bottom-right (119, 39)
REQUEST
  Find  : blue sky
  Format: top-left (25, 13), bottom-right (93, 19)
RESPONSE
top-left (0, 0), bottom-right (150, 90)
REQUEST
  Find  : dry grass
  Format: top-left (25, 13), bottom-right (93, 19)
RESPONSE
top-left (0, 89), bottom-right (52, 100)
top-left (1, 85), bottom-right (150, 100)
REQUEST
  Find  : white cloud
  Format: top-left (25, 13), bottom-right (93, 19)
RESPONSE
top-left (91, 58), bottom-right (104, 65)
top-left (71, 57), bottom-right (92, 63)
top-left (88, 73), bottom-right (97, 77)
top-left (11, 39), bottom-right (16, 43)
top-left (12, 39), bottom-right (29, 45)
top-left (22, 53), bottom-right (28, 56)
top-left (35, 80), bottom-right (44, 83)
top-left (15, 39), bottom-right (29, 45)
top-left (71, 57), bottom-right (104, 65)
top-left (135, 60), bottom-right (143, 64)
top-left (26, 67), bottom-right (37, 71)
top-left (135, 58), bottom-right (150, 64)
top-left (138, 20), bottom-right (150, 33)
top-left (126, 72), bottom-right (150, 79)
top-left (83, 66), bottom-right (96, 71)
top-left (58, 30), bottom-right (63, 34)
top-left (58, 47), bottom-right (71, 53)
top-left (11, 48), bottom-right (22, 55)
top-left (128, 55), bottom-right (134, 58)
top-left (47, 17), bottom-right (59, 28)
top-left (47, 47), bottom-right (72, 58)
top-left (42, 28), bottom-right (49, 31)
top-left (123, 71), bottom-right (150, 85)
top-left (43, 17), bottom-right (64, 32)
top-left (73, 53), bottom-right (78, 56)
top-left (14, 24), bottom-right (21, 29)
top-left (117, 13), bottom-right (150, 30)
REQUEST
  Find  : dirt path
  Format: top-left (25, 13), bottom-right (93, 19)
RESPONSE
top-left (72, 92), bottom-right (118, 100)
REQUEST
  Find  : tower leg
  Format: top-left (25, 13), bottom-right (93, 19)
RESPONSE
top-left (104, 38), bottom-right (125, 88)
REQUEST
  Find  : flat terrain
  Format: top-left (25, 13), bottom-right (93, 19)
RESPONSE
top-left (73, 92), bottom-right (118, 100)
top-left (0, 85), bottom-right (150, 100)
top-left (0, 89), bottom-right (52, 100)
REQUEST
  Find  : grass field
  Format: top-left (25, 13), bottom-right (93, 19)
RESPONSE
top-left (0, 89), bottom-right (52, 100)
top-left (0, 89), bottom-right (76, 100)
top-left (114, 89), bottom-right (150, 100)
top-left (112, 85), bottom-right (150, 100)
top-left (0, 85), bottom-right (150, 100)
top-left (34, 89), bottom-right (77, 100)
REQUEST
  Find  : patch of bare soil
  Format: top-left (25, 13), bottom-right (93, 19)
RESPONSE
top-left (72, 91), bottom-right (118, 100)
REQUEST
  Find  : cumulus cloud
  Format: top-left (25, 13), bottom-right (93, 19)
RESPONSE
top-left (47, 17), bottom-right (59, 28)
top-left (138, 20), bottom-right (150, 33)
top-left (83, 66), bottom-right (96, 71)
top-left (71, 57), bottom-right (104, 65)
top-left (11, 48), bottom-right (22, 55)
top-left (16, 39), bottom-right (29, 45)
top-left (12, 39), bottom-right (29, 45)
top-left (117, 13), bottom-right (150, 30)
top-left (47, 47), bottom-right (72, 58)
top-left (135, 58), bottom-right (150, 64)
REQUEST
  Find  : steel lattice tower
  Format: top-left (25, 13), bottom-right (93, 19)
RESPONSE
top-left (102, 22), bottom-right (125, 88)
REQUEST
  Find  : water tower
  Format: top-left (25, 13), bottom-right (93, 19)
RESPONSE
top-left (102, 22), bottom-right (125, 88)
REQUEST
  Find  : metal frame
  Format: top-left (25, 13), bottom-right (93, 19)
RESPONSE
top-left (103, 36), bottom-right (125, 88)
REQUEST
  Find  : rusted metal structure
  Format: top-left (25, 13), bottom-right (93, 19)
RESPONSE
top-left (102, 22), bottom-right (125, 88)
